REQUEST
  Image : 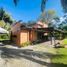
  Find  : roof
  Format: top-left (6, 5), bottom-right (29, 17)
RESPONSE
top-left (21, 27), bottom-right (53, 33)
top-left (0, 27), bottom-right (9, 34)
top-left (35, 27), bottom-right (53, 32)
top-left (33, 21), bottom-right (48, 28)
top-left (54, 29), bottom-right (67, 33)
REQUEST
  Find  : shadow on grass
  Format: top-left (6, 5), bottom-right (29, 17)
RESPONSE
top-left (50, 55), bottom-right (67, 67)
top-left (0, 47), bottom-right (67, 67)
top-left (50, 63), bottom-right (67, 67)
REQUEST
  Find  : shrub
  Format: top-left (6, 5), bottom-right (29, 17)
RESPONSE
top-left (20, 41), bottom-right (32, 47)
top-left (0, 34), bottom-right (9, 40)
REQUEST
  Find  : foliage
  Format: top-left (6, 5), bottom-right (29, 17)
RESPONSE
top-left (61, 0), bottom-right (67, 13)
top-left (0, 21), bottom-right (11, 31)
top-left (0, 8), bottom-right (13, 31)
top-left (12, 0), bottom-right (67, 13)
top-left (4, 23), bottom-right (11, 31)
top-left (13, 0), bottom-right (47, 12)
top-left (51, 14), bottom-right (67, 30)
top-left (41, 0), bottom-right (67, 13)
top-left (20, 41), bottom-right (32, 47)
top-left (13, 0), bottom-right (19, 6)
top-left (26, 21), bottom-right (36, 27)
top-left (39, 10), bottom-right (56, 24)
top-left (0, 34), bottom-right (10, 41)
top-left (0, 20), bottom-right (5, 27)
top-left (0, 8), bottom-right (5, 20)
top-left (62, 25), bottom-right (67, 31)
top-left (0, 20), bottom-right (11, 30)
top-left (0, 8), bottom-right (13, 24)
top-left (41, 0), bottom-right (47, 12)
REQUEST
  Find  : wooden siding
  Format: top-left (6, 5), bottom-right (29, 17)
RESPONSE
top-left (20, 30), bottom-right (29, 44)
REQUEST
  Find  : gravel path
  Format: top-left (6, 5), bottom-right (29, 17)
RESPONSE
top-left (0, 41), bottom-right (55, 67)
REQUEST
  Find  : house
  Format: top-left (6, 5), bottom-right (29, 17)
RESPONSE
top-left (11, 21), bottom-right (51, 46)
top-left (33, 21), bottom-right (49, 41)
top-left (11, 22), bottom-right (37, 46)
top-left (33, 21), bottom-right (48, 28)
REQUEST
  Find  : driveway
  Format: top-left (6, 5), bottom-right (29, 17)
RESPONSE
top-left (0, 41), bottom-right (56, 67)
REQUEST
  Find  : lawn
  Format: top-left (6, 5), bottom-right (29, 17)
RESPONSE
top-left (33, 43), bottom-right (67, 67)
top-left (61, 38), bottom-right (67, 46)
top-left (51, 48), bottom-right (67, 67)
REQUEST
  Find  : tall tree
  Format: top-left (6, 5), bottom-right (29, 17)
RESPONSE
top-left (13, 0), bottom-right (67, 13)
top-left (0, 8), bottom-right (13, 30)
top-left (3, 13), bottom-right (13, 24)
top-left (0, 8), bottom-right (13, 24)
top-left (0, 8), bottom-right (5, 20)
top-left (39, 10), bottom-right (56, 24)
top-left (13, 0), bottom-right (47, 12)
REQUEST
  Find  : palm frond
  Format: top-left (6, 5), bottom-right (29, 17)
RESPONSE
top-left (13, 0), bottom-right (19, 6)
top-left (41, 0), bottom-right (47, 12)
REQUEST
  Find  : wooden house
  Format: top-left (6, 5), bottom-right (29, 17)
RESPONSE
top-left (11, 21), bottom-right (51, 46)
top-left (11, 22), bottom-right (37, 46)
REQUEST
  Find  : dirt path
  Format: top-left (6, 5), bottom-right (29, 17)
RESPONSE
top-left (0, 41), bottom-right (55, 67)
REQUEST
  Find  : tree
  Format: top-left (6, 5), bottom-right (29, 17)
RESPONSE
top-left (0, 8), bottom-right (13, 30)
top-left (0, 20), bottom-right (5, 27)
top-left (0, 8), bottom-right (5, 20)
top-left (41, 0), bottom-right (67, 13)
top-left (3, 13), bottom-right (13, 24)
top-left (13, 0), bottom-right (47, 13)
top-left (61, 0), bottom-right (67, 13)
top-left (62, 25), bottom-right (67, 31)
top-left (39, 10), bottom-right (56, 25)
top-left (0, 8), bottom-right (13, 24)
top-left (12, 0), bottom-right (67, 13)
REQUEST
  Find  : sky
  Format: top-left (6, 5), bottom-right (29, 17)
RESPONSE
top-left (0, 0), bottom-right (64, 22)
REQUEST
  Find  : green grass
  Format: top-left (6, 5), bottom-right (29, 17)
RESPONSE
top-left (61, 38), bottom-right (67, 46)
top-left (51, 48), bottom-right (67, 67)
